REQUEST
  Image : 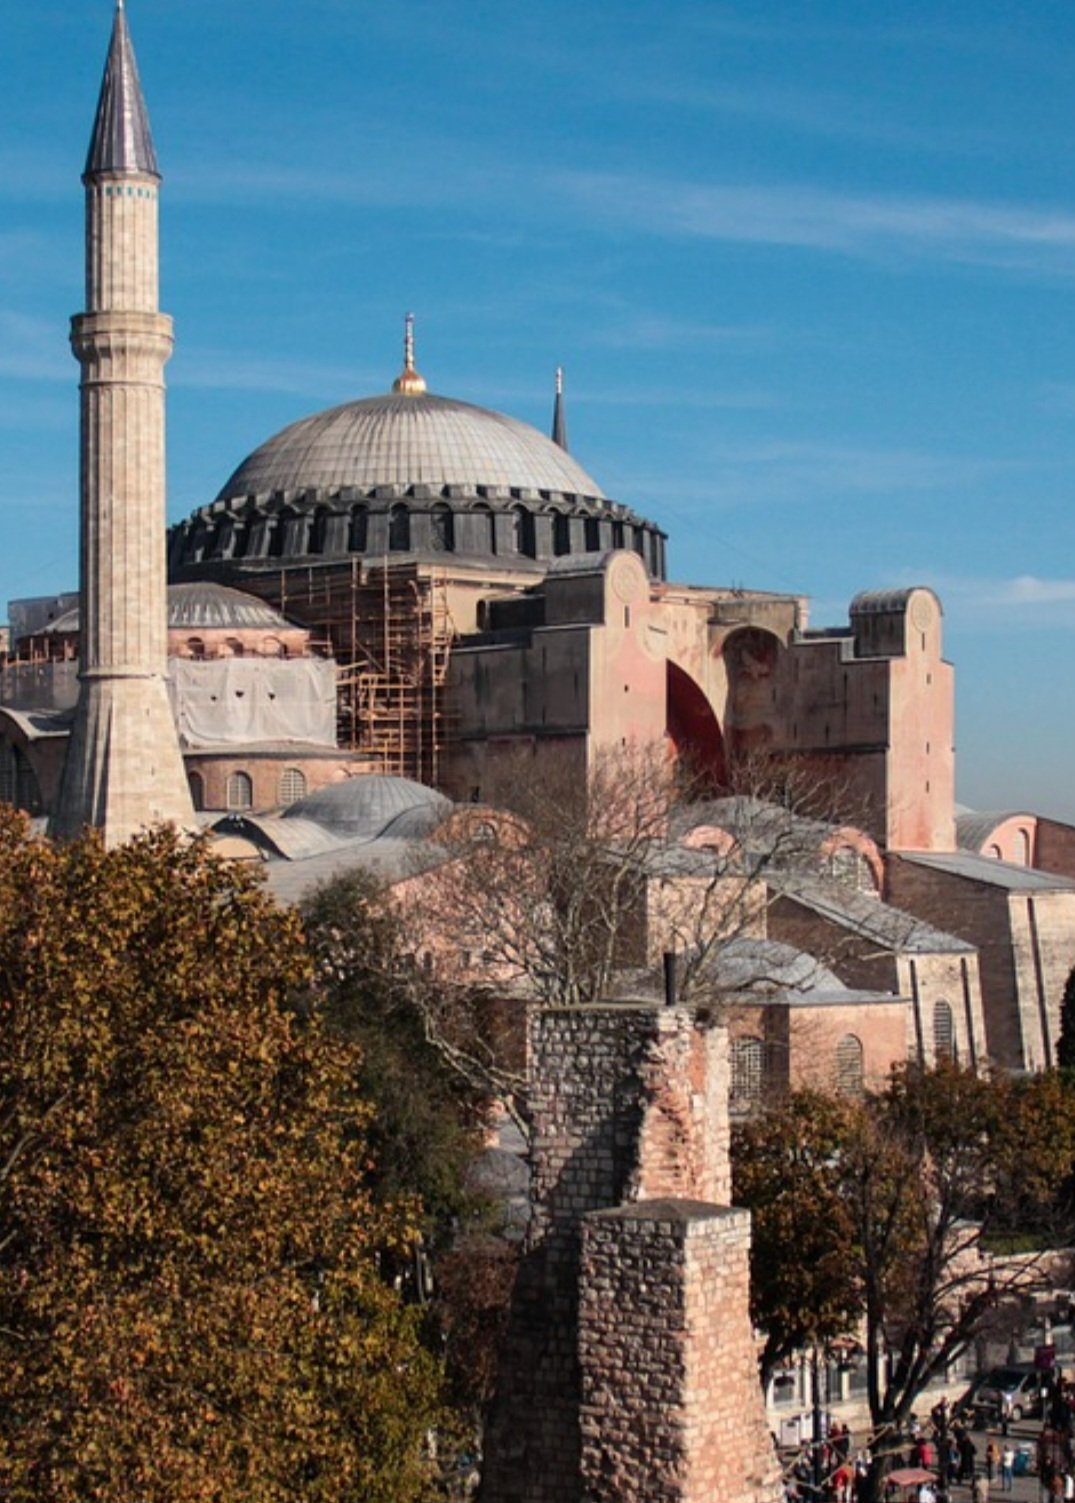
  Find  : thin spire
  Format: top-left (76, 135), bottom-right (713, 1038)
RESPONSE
top-left (392, 312), bottom-right (428, 395)
top-left (84, 2), bottom-right (160, 181)
top-left (552, 365), bottom-right (569, 451)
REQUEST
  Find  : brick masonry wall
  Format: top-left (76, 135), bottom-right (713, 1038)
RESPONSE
top-left (580, 1203), bottom-right (780, 1503)
top-left (479, 1003), bottom-right (778, 1503)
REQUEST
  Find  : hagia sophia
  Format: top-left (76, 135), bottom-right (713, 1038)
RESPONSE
top-left (4, 2), bottom-right (1075, 1101)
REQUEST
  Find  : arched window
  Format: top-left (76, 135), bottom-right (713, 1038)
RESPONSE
top-left (987, 844), bottom-right (1002, 859)
top-left (631, 526), bottom-right (645, 557)
top-left (474, 503), bottom-right (497, 555)
top-left (611, 519), bottom-right (625, 549)
top-left (731, 1036), bottom-right (766, 1104)
top-left (828, 844), bottom-right (877, 894)
top-left (187, 769), bottom-right (205, 812)
top-left (8, 745), bottom-right (42, 814)
top-left (230, 518), bottom-right (250, 559)
top-left (261, 637), bottom-right (286, 658)
top-left (349, 505), bottom-right (369, 552)
top-left (431, 503), bottom-right (455, 552)
top-left (186, 637), bottom-right (206, 660)
top-left (512, 505), bottom-right (536, 559)
top-left (933, 1000), bottom-right (955, 1063)
top-left (835, 1035), bottom-right (864, 1097)
top-left (224, 637), bottom-right (244, 658)
top-left (1019, 827), bottom-right (1032, 866)
top-left (268, 509), bottom-right (294, 559)
top-left (308, 507), bottom-right (331, 556)
top-left (552, 511), bottom-right (570, 556)
top-left (226, 771), bottom-right (253, 812)
top-left (277, 767), bottom-right (307, 807)
top-left (388, 503), bottom-right (411, 552)
top-left (584, 516), bottom-right (601, 552)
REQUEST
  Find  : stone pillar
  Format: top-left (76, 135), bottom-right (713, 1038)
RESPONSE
top-left (580, 1202), bottom-right (779, 1503)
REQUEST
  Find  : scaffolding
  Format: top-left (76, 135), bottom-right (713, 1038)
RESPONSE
top-left (249, 559), bottom-right (456, 786)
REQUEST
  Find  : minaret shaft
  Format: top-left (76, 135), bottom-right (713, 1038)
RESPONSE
top-left (49, 8), bottom-right (194, 846)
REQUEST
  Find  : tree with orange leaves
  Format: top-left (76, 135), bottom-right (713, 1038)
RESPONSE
top-left (0, 810), bottom-right (448, 1503)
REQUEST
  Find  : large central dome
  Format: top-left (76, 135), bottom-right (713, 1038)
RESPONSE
top-left (216, 392), bottom-right (606, 503)
top-left (169, 356), bottom-right (667, 580)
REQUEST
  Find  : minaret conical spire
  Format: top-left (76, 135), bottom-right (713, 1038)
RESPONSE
top-left (51, 4), bottom-right (194, 845)
top-left (84, 0), bottom-right (160, 181)
top-left (552, 365), bottom-right (569, 451)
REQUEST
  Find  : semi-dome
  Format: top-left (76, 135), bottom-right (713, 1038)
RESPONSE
top-left (216, 393), bottom-right (607, 502)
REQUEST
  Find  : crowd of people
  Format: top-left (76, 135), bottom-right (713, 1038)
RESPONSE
top-left (783, 1373), bottom-right (1075, 1503)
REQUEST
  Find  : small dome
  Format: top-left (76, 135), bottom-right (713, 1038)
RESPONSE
top-left (165, 582), bottom-right (295, 630)
top-left (45, 582), bottom-right (296, 635)
top-left (703, 937), bottom-right (846, 997)
top-left (283, 774), bottom-right (451, 841)
top-left (215, 393), bottom-right (607, 501)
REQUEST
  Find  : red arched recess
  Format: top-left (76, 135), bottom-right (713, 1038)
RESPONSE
top-left (666, 662), bottom-right (726, 785)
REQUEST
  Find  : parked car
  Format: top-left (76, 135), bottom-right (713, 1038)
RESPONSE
top-left (962, 1365), bottom-right (1045, 1425)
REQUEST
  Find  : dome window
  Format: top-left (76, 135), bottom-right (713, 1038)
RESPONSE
top-left (431, 503), bottom-right (455, 553)
top-left (552, 511), bottom-right (570, 557)
top-left (349, 505), bottom-right (369, 551)
top-left (277, 767), bottom-right (307, 807)
top-left (187, 769), bottom-right (205, 811)
top-left (226, 771), bottom-right (253, 812)
top-left (474, 503), bottom-right (497, 555)
top-left (389, 503), bottom-right (411, 552)
top-left (186, 637), bottom-right (206, 660)
top-left (268, 510), bottom-right (295, 559)
top-left (584, 516), bottom-right (601, 552)
top-left (309, 507), bottom-right (331, 556)
top-left (611, 519), bottom-right (625, 549)
top-left (513, 505), bottom-right (536, 559)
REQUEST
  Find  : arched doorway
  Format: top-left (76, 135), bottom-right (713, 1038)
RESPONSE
top-left (666, 661), bottom-right (725, 786)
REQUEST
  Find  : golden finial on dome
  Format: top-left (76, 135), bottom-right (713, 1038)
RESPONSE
top-left (392, 312), bottom-right (427, 396)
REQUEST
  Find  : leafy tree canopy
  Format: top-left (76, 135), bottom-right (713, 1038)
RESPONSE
top-left (300, 869), bottom-right (484, 1242)
top-left (0, 811), bottom-right (448, 1503)
top-left (734, 1065), bottom-right (1075, 1501)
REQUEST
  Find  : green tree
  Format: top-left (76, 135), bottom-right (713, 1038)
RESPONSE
top-left (733, 1066), bottom-right (1071, 1502)
top-left (300, 869), bottom-right (484, 1241)
top-left (0, 810), bottom-right (448, 1503)
top-left (732, 1091), bottom-right (863, 1387)
top-left (1058, 966), bottom-right (1075, 1069)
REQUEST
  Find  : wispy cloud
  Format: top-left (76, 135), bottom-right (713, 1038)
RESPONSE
top-left (555, 173), bottom-right (1075, 277)
top-left (170, 350), bottom-right (379, 400)
top-left (587, 313), bottom-right (773, 352)
top-left (889, 569), bottom-right (1075, 628)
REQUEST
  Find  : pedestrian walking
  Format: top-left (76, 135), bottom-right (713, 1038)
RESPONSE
top-left (1001, 1443), bottom-right (1015, 1493)
top-left (986, 1441), bottom-right (1000, 1483)
top-left (973, 1473), bottom-right (990, 1503)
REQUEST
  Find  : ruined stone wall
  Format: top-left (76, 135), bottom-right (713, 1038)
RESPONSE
top-left (580, 1203), bottom-right (778, 1503)
top-left (479, 1003), bottom-right (779, 1503)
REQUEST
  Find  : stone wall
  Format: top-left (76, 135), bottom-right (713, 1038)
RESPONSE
top-left (580, 1203), bottom-right (777, 1503)
top-left (479, 1002), bottom-right (779, 1503)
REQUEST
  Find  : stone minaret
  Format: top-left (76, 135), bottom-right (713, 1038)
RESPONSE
top-left (50, 1), bottom-right (195, 845)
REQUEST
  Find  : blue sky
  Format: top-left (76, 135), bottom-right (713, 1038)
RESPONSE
top-left (3, 1), bottom-right (1075, 818)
